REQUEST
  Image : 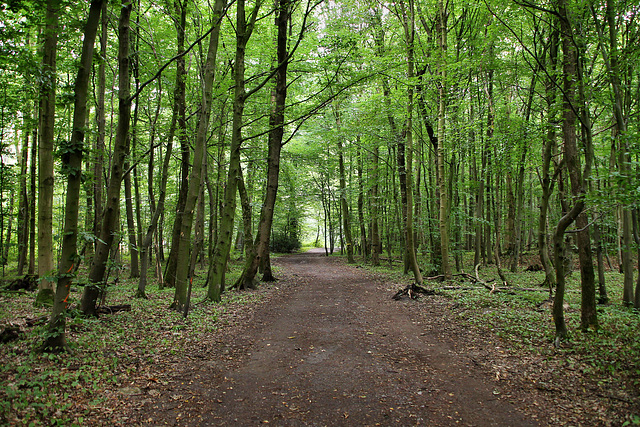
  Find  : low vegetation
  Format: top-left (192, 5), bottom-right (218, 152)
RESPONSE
top-left (0, 261), bottom-right (276, 426)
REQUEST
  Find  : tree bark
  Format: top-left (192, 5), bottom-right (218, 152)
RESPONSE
top-left (336, 109), bottom-right (355, 264)
top-left (81, 0), bottom-right (133, 316)
top-left (42, 0), bottom-right (105, 351)
top-left (35, 0), bottom-right (60, 306)
top-left (436, 0), bottom-right (450, 279)
top-left (92, 0), bottom-right (107, 261)
top-left (174, 0), bottom-right (226, 309)
top-left (16, 109), bottom-right (30, 275)
top-left (163, 0), bottom-right (190, 289)
top-left (539, 26), bottom-right (559, 291)
top-left (357, 141), bottom-right (368, 260)
top-left (554, 0), bottom-right (594, 338)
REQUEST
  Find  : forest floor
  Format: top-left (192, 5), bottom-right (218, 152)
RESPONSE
top-left (119, 250), bottom-right (636, 426)
top-left (2, 249), bottom-right (639, 425)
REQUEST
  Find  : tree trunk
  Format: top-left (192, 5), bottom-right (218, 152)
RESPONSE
top-left (81, 0), bottom-right (133, 316)
top-left (93, 0), bottom-right (107, 261)
top-left (137, 88), bottom-right (174, 298)
top-left (124, 167), bottom-right (139, 277)
top-left (236, 0), bottom-right (291, 289)
top-left (16, 110), bottom-right (30, 275)
top-left (602, 0), bottom-right (633, 306)
top-left (29, 103), bottom-right (37, 275)
top-left (174, 0), bottom-right (226, 309)
top-left (554, 0), bottom-right (593, 338)
top-left (163, 0), bottom-right (190, 290)
top-left (42, 0), bottom-right (105, 352)
top-left (436, 0), bottom-right (450, 279)
top-left (336, 110), bottom-right (355, 264)
top-left (539, 26), bottom-right (559, 291)
top-left (357, 142), bottom-right (368, 261)
top-left (35, 0), bottom-right (59, 306)
top-left (370, 144), bottom-right (380, 266)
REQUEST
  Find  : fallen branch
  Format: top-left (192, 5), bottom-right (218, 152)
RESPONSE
top-left (26, 316), bottom-right (49, 327)
top-left (96, 304), bottom-right (132, 315)
top-left (475, 264), bottom-right (495, 293)
top-left (426, 272), bottom-right (479, 283)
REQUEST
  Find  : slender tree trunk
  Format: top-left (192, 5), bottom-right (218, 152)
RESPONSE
top-left (174, 0), bottom-right (226, 309)
top-left (436, 0), bottom-right (450, 279)
top-left (395, 0), bottom-right (422, 282)
top-left (124, 168), bottom-right (139, 277)
top-left (36, 0), bottom-right (60, 306)
top-left (602, 0), bottom-right (633, 306)
top-left (236, 0), bottom-right (290, 289)
top-left (29, 104), bottom-right (37, 275)
top-left (42, 0), bottom-right (105, 352)
top-left (336, 110), bottom-right (355, 264)
top-left (554, 0), bottom-right (594, 338)
top-left (357, 142), bottom-right (368, 261)
top-left (163, 0), bottom-right (190, 289)
top-left (93, 0), bottom-right (107, 260)
top-left (237, 168), bottom-right (254, 263)
top-left (17, 111), bottom-right (30, 275)
top-left (539, 27), bottom-right (559, 291)
top-left (370, 144), bottom-right (380, 266)
top-left (81, 0), bottom-right (133, 316)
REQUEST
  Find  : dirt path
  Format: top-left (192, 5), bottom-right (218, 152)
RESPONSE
top-left (131, 251), bottom-right (540, 426)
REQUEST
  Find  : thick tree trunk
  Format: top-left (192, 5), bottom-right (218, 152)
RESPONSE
top-left (42, 0), bottom-right (105, 352)
top-left (81, 0), bottom-right (133, 316)
top-left (554, 0), bottom-right (595, 337)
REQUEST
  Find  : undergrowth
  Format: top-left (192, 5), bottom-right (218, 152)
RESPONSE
top-left (0, 260), bottom-right (271, 426)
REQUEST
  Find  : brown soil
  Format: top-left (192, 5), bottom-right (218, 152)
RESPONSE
top-left (124, 250), bottom-right (557, 426)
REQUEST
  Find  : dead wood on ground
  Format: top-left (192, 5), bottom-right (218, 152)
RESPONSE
top-left (96, 304), bottom-right (132, 315)
top-left (392, 283), bottom-right (436, 300)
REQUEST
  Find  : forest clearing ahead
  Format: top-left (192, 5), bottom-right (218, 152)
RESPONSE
top-left (2, 250), bottom-right (639, 425)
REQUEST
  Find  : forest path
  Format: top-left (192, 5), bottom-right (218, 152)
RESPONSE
top-left (133, 250), bottom-right (539, 426)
